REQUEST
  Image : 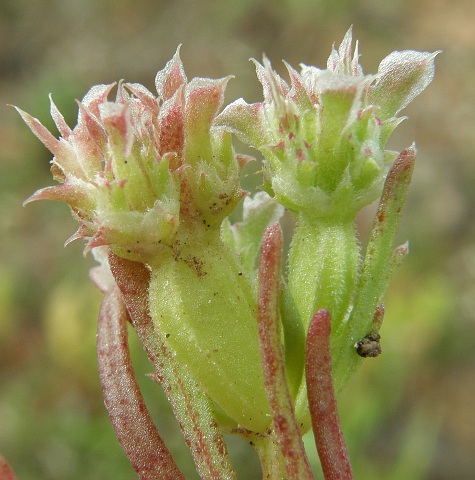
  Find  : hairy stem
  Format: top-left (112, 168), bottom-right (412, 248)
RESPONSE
top-left (252, 436), bottom-right (288, 480)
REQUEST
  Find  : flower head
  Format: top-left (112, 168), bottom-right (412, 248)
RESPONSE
top-left (20, 48), bottom-right (245, 262)
top-left (216, 28), bottom-right (438, 220)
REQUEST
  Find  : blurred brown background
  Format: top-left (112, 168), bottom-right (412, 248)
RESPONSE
top-left (1, 1), bottom-right (474, 479)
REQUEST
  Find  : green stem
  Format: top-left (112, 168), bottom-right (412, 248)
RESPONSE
top-left (286, 215), bottom-right (359, 332)
top-left (253, 436), bottom-right (290, 480)
top-left (285, 215), bottom-right (360, 426)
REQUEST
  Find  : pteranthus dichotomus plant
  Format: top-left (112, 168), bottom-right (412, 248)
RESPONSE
top-left (12, 28), bottom-right (437, 479)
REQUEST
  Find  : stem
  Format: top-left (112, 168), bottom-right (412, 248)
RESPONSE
top-left (286, 217), bottom-right (359, 424)
top-left (97, 284), bottom-right (185, 480)
top-left (257, 224), bottom-right (314, 480)
top-left (109, 254), bottom-right (236, 480)
top-left (305, 309), bottom-right (353, 480)
top-left (253, 436), bottom-right (289, 480)
top-left (286, 216), bottom-right (359, 334)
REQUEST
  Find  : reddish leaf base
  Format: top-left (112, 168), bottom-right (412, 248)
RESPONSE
top-left (94, 235), bottom-right (354, 480)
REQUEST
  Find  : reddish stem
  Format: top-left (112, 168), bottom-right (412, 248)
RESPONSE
top-left (0, 455), bottom-right (17, 480)
top-left (97, 284), bottom-right (185, 480)
top-left (306, 309), bottom-right (353, 480)
top-left (257, 223), bottom-right (314, 480)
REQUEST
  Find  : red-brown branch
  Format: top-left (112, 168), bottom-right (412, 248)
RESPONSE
top-left (97, 284), bottom-right (185, 480)
top-left (257, 223), bottom-right (314, 480)
top-left (306, 309), bottom-right (353, 480)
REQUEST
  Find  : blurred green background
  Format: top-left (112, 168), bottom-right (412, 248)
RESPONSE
top-left (1, 0), bottom-right (474, 479)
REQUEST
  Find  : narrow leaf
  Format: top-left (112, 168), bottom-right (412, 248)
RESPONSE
top-left (49, 94), bottom-right (72, 139)
top-left (14, 106), bottom-right (62, 156)
top-left (97, 284), bottom-right (184, 480)
top-left (334, 147), bottom-right (416, 389)
top-left (305, 309), bottom-right (353, 480)
top-left (257, 224), bottom-right (314, 480)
